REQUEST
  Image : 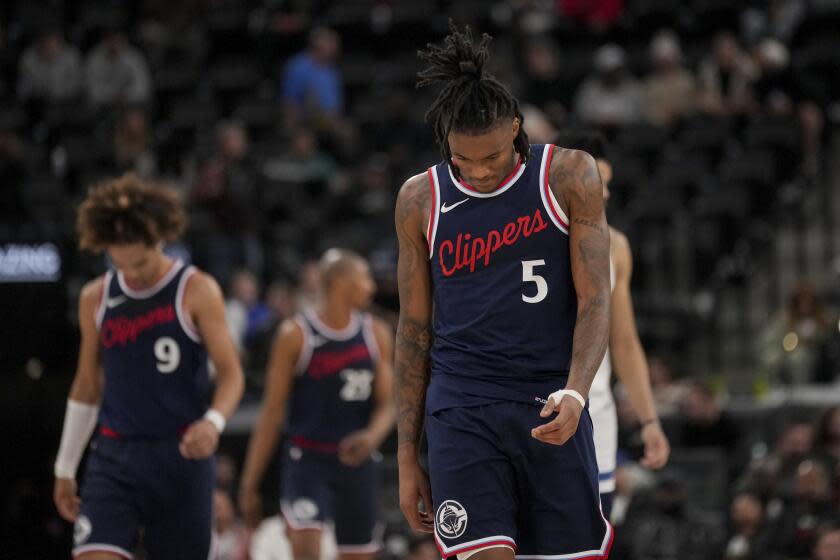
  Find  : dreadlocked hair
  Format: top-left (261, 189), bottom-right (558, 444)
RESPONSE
top-left (417, 22), bottom-right (529, 163)
top-left (77, 173), bottom-right (186, 252)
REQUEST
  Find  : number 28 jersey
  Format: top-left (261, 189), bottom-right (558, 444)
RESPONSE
top-left (95, 261), bottom-right (210, 437)
top-left (426, 144), bottom-right (577, 412)
top-left (285, 309), bottom-right (381, 448)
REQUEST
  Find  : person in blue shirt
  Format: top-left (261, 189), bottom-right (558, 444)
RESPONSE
top-left (281, 27), bottom-right (343, 122)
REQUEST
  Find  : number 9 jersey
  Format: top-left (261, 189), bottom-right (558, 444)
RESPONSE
top-left (95, 261), bottom-right (210, 437)
top-left (427, 144), bottom-right (577, 413)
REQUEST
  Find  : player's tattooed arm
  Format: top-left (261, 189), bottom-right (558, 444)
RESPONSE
top-left (393, 173), bottom-right (434, 457)
top-left (552, 149), bottom-right (611, 399)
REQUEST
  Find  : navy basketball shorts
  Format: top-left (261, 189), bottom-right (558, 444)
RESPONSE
top-left (280, 444), bottom-right (382, 553)
top-left (426, 401), bottom-right (613, 559)
top-left (73, 435), bottom-right (215, 559)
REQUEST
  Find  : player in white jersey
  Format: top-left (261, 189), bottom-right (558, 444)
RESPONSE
top-left (555, 130), bottom-right (670, 517)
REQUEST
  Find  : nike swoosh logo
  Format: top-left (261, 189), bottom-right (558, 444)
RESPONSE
top-left (441, 199), bottom-right (469, 213)
top-left (106, 295), bottom-right (128, 309)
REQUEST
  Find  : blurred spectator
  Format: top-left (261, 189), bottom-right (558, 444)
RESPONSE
top-left (698, 32), bottom-right (757, 116)
top-left (520, 37), bottom-right (567, 124)
top-left (559, 0), bottom-right (624, 31)
top-left (216, 453), bottom-right (240, 497)
top-left (724, 492), bottom-right (772, 560)
top-left (751, 38), bottom-right (824, 174)
top-left (295, 259), bottom-right (320, 310)
top-left (243, 280), bottom-right (298, 378)
top-left (812, 521), bottom-right (840, 560)
top-left (742, 0), bottom-right (807, 45)
top-left (674, 381), bottom-right (740, 454)
top-left (214, 489), bottom-right (248, 560)
top-left (616, 470), bottom-right (725, 560)
top-left (191, 120), bottom-right (262, 286)
top-left (574, 44), bottom-right (642, 127)
top-left (137, 0), bottom-right (208, 67)
top-left (767, 459), bottom-right (836, 558)
top-left (814, 407), bottom-right (840, 466)
top-left (85, 29), bottom-right (151, 108)
top-left (757, 280), bottom-right (831, 385)
top-left (642, 30), bottom-right (697, 127)
top-left (281, 26), bottom-right (343, 125)
top-left (0, 129), bottom-right (30, 225)
top-left (647, 354), bottom-right (687, 416)
top-left (262, 127), bottom-right (336, 190)
top-left (225, 270), bottom-right (273, 356)
top-left (740, 421), bottom-right (815, 509)
top-left (521, 104), bottom-right (558, 144)
top-left (17, 29), bottom-right (82, 103)
top-left (110, 105), bottom-right (156, 177)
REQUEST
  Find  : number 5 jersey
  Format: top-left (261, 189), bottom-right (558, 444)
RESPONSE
top-left (426, 144), bottom-right (578, 413)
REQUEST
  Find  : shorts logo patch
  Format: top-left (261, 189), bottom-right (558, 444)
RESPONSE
top-left (74, 515), bottom-right (92, 546)
top-left (436, 500), bottom-right (468, 539)
top-left (292, 498), bottom-right (319, 521)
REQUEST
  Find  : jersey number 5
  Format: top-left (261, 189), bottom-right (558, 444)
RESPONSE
top-left (522, 260), bottom-right (548, 303)
top-left (154, 336), bottom-right (181, 373)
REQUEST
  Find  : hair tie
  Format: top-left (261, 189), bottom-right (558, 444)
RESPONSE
top-left (459, 60), bottom-right (479, 77)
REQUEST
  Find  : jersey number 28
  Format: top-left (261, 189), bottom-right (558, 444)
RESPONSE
top-left (339, 369), bottom-right (374, 401)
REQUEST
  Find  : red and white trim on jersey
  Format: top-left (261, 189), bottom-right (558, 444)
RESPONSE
top-left (336, 522), bottom-right (385, 554)
top-left (175, 265), bottom-right (201, 343)
top-left (304, 308), bottom-right (361, 341)
top-left (447, 155), bottom-right (526, 199)
top-left (427, 166), bottom-right (442, 259)
top-left (361, 315), bottom-right (380, 365)
top-left (95, 270), bottom-right (113, 330)
top-left (538, 144), bottom-right (570, 235)
top-left (515, 520), bottom-right (614, 560)
top-left (280, 500), bottom-right (325, 531)
top-left (116, 259), bottom-right (183, 299)
top-left (293, 314), bottom-right (313, 375)
top-left (434, 534), bottom-right (517, 559)
top-left (73, 543), bottom-right (134, 559)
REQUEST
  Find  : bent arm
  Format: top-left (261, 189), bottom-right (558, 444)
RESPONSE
top-left (187, 272), bottom-right (245, 421)
top-left (554, 150), bottom-right (611, 399)
top-left (366, 319), bottom-right (396, 447)
top-left (394, 175), bottom-right (434, 462)
top-left (240, 320), bottom-right (300, 491)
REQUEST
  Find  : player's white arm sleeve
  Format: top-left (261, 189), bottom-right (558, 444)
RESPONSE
top-left (54, 400), bottom-right (99, 479)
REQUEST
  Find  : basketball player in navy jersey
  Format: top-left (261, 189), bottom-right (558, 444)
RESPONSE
top-left (52, 175), bottom-right (244, 559)
top-left (395, 24), bottom-right (613, 559)
top-left (554, 130), bottom-right (670, 518)
top-left (239, 249), bottom-right (394, 560)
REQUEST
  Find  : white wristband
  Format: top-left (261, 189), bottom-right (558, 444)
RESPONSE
top-left (546, 389), bottom-right (586, 410)
top-left (54, 400), bottom-right (99, 479)
top-left (203, 409), bottom-right (226, 433)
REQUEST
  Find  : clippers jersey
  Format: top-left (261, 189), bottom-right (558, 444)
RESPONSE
top-left (286, 309), bottom-right (380, 447)
top-left (426, 144), bottom-right (576, 412)
top-left (95, 261), bottom-right (210, 438)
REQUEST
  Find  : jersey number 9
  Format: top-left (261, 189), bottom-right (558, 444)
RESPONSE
top-left (154, 336), bottom-right (181, 373)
